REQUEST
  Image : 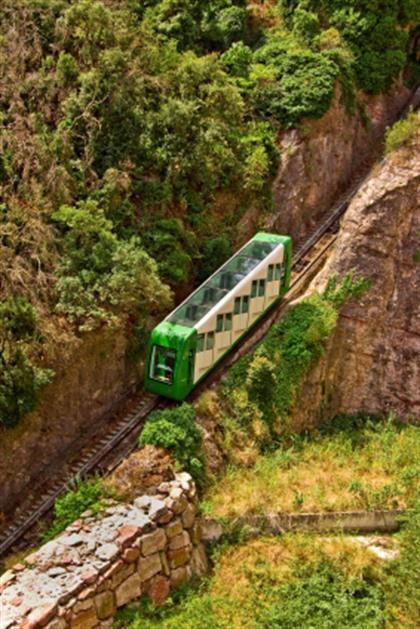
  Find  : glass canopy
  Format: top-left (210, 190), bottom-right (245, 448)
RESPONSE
top-left (168, 239), bottom-right (279, 328)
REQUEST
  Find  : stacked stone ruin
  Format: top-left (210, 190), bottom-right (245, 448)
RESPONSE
top-left (0, 473), bottom-right (208, 628)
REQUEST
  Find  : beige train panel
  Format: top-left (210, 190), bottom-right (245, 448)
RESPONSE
top-left (192, 244), bottom-right (284, 384)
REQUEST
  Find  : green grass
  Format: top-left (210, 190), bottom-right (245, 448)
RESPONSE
top-left (114, 507), bottom-right (420, 628)
top-left (202, 415), bottom-right (419, 518)
top-left (385, 109), bottom-right (420, 155)
top-left (42, 478), bottom-right (110, 542)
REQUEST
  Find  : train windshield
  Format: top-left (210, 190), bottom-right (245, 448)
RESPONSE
top-left (150, 345), bottom-right (177, 384)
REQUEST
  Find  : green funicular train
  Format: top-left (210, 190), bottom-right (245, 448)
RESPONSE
top-left (144, 232), bottom-right (292, 400)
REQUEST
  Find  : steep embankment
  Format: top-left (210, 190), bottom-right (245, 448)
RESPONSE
top-left (0, 326), bottom-right (139, 515)
top-left (289, 132), bottom-right (420, 429)
top-left (0, 90), bottom-right (414, 517)
top-left (267, 84), bottom-right (411, 242)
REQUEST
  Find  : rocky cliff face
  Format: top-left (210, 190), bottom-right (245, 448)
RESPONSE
top-left (290, 133), bottom-right (420, 429)
top-left (265, 83), bottom-right (411, 243)
top-left (0, 326), bottom-right (139, 515)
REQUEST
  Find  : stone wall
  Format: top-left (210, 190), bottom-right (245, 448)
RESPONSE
top-left (0, 474), bottom-right (207, 629)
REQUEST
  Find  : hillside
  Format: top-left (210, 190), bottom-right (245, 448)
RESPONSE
top-left (0, 1), bottom-right (419, 511)
top-left (0, 2), bottom-right (419, 623)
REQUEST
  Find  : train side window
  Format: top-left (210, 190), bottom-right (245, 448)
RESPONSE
top-left (275, 263), bottom-right (281, 280)
top-left (242, 295), bottom-right (249, 313)
top-left (251, 280), bottom-right (258, 298)
top-left (234, 297), bottom-right (241, 315)
top-left (216, 314), bottom-right (224, 333)
top-left (197, 334), bottom-right (205, 352)
top-left (258, 279), bottom-right (266, 296)
top-left (206, 331), bottom-right (215, 350)
top-left (267, 264), bottom-right (274, 282)
top-left (225, 313), bottom-right (232, 331)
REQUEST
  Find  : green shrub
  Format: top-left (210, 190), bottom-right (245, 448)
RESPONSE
top-left (139, 404), bottom-right (204, 481)
top-left (56, 51), bottom-right (79, 87)
top-left (384, 109), bottom-right (420, 155)
top-left (221, 41), bottom-right (252, 77)
top-left (52, 200), bottom-right (171, 330)
top-left (0, 297), bottom-right (38, 339)
top-left (292, 8), bottom-right (320, 44)
top-left (43, 478), bottom-right (106, 541)
top-left (224, 274), bottom-right (369, 433)
top-left (384, 498), bottom-right (420, 625)
top-left (141, 218), bottom-right (197, 286)
top-left (258, 560), bottom-right (385, 628)
top-left (251, 48), bottom-right (339, 127)
top-left (0, 346), bottom-right (53, 428)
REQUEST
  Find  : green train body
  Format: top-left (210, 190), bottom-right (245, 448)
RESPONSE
top-left (144, 233), bottom-right (292, 400)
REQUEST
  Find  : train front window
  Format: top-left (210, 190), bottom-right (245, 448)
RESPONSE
top-left (150, 345), bottom-right (177, 384)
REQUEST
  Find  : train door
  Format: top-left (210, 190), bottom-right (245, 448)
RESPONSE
top-left (250, 279), bottom-right (266, 321)
top-left (233, 296), bottom-right (249, 341)
top-left (215, 313), bottom-right (232, 358)
top-left (194, 331), bottom-right (214, 382)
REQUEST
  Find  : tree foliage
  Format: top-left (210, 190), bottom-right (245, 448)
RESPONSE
top-left (0, 0), bottom-right (416, 425)
top-left (139, 404), bottom-right (204, 481)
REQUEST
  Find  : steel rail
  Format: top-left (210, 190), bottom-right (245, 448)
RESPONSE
top-left (0, 188), bottom-right (357, 562)
top-left (0, 394), bottom-right (160, 559)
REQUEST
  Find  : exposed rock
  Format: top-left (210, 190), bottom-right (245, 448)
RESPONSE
top-left (169, 566), bottom-right (189, 588)
top-left (0, 325), bottom-right (139, 515)
top-left (201, 518), bottom-right (224, 544)
top-left (110, 563), bottom-right (134, 589)
top-left (94, 591), bottom-right (116, 620)
top-left (169, 531), bottom-right (191, 551)
top-left (69, 606), bottom-right (98, 629)
top-left (107, 445), bottom-right (175, 500)
top-left (181, 503), bottom-right (196, 529)
top-left (115, 574), bottom-right (142, 608)
top-left (167, 546), bottom-right (191, 569)
top-left (21, 603), bottom-right (57, 629)
top-left (290, 132), bottom-right (420, 426)
top-left (141, 529), bottom-right (167, 556)
top-left (122, 547), bottom-right (140, 563)
top-left (191, 545), bottom-right (209, 577)
top-left (265, 82), bottom-right (411, 244)
top-left (147, 575), bottom-right (170, 606)
top-left (137, 554), bottom-right (162, 582)
top-left (96, 544), bottom-right (119, 562)
top-left (2, 475), bottom-right (206, 628)
top-left (165, 518), bottom-right (183, 539)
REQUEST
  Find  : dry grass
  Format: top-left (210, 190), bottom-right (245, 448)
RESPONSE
top-left (203, 421), bottom-right (419, 518)
top-left (203, 534), bottom-right (382, 629)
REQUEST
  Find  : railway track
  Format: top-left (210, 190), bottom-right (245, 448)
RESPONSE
top-left (2, 84), bottom-right (416, 563)
top-left (0, 187), bottom-right (353, 564)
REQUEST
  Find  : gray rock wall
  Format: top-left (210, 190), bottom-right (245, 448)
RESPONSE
top-left (289, 133), bottom-right (420, 426)
top-left (0, 473), bottom-right (207, 629)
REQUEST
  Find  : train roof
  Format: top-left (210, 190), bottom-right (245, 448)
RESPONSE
top-left (166, 233), bottom-right (287, 329)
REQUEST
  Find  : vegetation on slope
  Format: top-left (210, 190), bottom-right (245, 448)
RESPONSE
top-left (1, 0), bottom-right (418, 426)
top-left (193, 275), bottom-right (370, 473)
top-left (385, 108), bottom-right (420, 154)
top-left (203, 414), bottom-right (419, 517)
top-left (115, 503), bottom-right (420, 628)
